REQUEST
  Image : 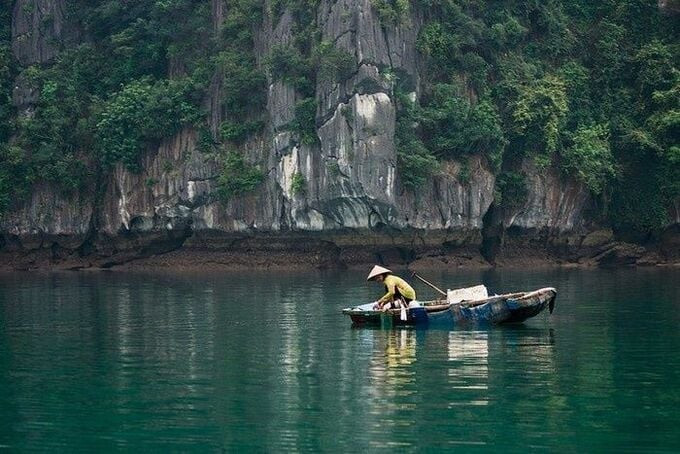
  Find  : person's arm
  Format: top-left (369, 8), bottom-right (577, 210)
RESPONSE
top-left (376, 280), bottom-right (395, 307)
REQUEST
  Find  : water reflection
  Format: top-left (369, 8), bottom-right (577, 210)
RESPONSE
top-left (369, 330), bottom-right (417, 396)
top-left (447, 331), bottom-right (489, 404)
top-left (1, 269), bottom-right (679, 451)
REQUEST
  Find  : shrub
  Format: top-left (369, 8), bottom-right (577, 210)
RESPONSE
top-left (217, 49), bottom-right (267, 117)
top-left (268, 41), bottom-right (354, 92)
top-left (397, 143), bottom-right (440, 189)
top-left (314, 41), bottom-right (356, 83)
top-left (341, 105), bottom-right (354, 125)
top-left (196, 126), bottom-right (219, 154)
top-left (0, 169), bottom-right (8, 215)
top-left (372, 0), bottom-right (409, 25)
top-left (494, 172), bottom-right (528, 210)
top-left (291, 98), bottom-right (318, 145)
top-left (610, 165), bottom-right (674, 234)
top-left (290, 172), bottom-right (306, 195)
top-left (561, 124), bottom-right (617, 194)
top-left (417, 22), bottom-right (457, 68)
top-left (420, 84), bottom-right (505, 169)
top-left (512, 75), bottom-right (568, 155)
top-left (220, 120), bottom-right (265, 144)
top-left (458, 159), bottom-right (470, 184)
top-left (326, 161), bottom-right (341, 177)
top-left (215, 151), bottom-right (265, 201)
top-left (95, 77), bottom-right (201, 171)
top-left (0, 43), bottom-right (11, 143)
top-left (395, 92), bottom-right (439, 189)
top-left (266, 44), bottom-right (309, 86)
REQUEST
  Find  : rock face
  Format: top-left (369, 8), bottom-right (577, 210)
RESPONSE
top-left (11, 0), bottom-right (66, 65)
top-left (659, 0), bottom-right (680, 15)
top-left (1, 0), bottom-right (676, 270)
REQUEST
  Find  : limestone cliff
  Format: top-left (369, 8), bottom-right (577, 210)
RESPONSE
top-left (1, 0), bottom-right (676, 270)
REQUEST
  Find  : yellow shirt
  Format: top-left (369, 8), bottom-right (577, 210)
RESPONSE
top-left (377, 275), bottom-right (416, 304)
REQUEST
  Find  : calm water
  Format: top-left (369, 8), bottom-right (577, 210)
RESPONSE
top-left (0, 268), bottom-right (679, 451)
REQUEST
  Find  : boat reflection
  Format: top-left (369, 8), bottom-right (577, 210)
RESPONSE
top-left (368, 329), bottom-right (418, 401)
top-left (447, 331), bottom-right (490, 406)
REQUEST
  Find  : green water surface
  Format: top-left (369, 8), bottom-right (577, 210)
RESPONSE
top-left (1, 268), bottom-right (679, 451)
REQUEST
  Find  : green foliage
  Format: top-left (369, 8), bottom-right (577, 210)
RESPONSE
top-left (0, 0), bottom-right (218, 212)
top-left (0, 0), bottom-right (269, 214)
top-left (397, 143), bottom-right (440, 189)
top-left (561, 124), bottom-right (617, 195)
top-left (216, 0), bottom-right (267, 131)
top-left (267, 41), bottom-right (355, 94)
top-left (0, 145), bottom-right (28, 214)
top-left (196, 126), bottom-right (219, 154)
top-left (411, 0), bottom-right (679, 230)
top-left (220, 120), bottom-right (265, 144)
top-left (0, 171), bottom-right (9, 214)
top-left (372, 0), bottom-right (410, 25)
top-left (488, 15), bottom-right (528, 49)
top-left (610, 160), bottom-right (677, 235)
top-left (0, 2), bottom-right (11, 144)
top-left (416, 22), bottom-right (460, 80)
top-left (217, 49), bottom-right (267, 118)
top-left (412, 0), bottom-right (677, 234)
top-left (215, 151), bottom-right (265, 201)
top-left (267, 44), bottom-right (310, 89)
top-left (290, 172), bottom-right (306, 195)
top-left (267, 0), bottom-right (350, 100)
top-left (395, 93), bottom-right (440, 189)
top-left (420, 83), bottom-right (506, 170)
top-left (0, 0), bottom-right (678, 237)
top-left (291, 98), bottom-right (319, 145)
top-left (10, 57), bottom-right (93, 192)
top-left (95, 77), bottom-right (201, 171)
top-left (634, 40), bottom-right (676, 100)
top-left (392, 81), bottom-right (504, 182)
top-left (314, 41), bottom-right (356, 83)
top-left (326, 161), bottom-right (341, 177)
top-left (494, 172), bottom-right (528, 210)
top-left (458, 159), bottom-right (470, 184)
top-left (512, 75), bottom-right (568, 155)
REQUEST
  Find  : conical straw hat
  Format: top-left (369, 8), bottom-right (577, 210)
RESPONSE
top-left (367, 265), bottom-right (391, 281)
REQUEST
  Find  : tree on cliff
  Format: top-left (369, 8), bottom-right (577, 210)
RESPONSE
top-left (0, 0), bottom-right (677, 238)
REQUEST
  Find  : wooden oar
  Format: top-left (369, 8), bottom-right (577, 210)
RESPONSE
top-left (411, 272), bottom-right (447, 297)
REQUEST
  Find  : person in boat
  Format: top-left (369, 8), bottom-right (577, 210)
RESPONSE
top-left (367, 265), bottom-right (416, 311)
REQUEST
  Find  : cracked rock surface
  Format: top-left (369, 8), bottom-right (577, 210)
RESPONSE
top-left (2, 0), bottom-right (675, 269)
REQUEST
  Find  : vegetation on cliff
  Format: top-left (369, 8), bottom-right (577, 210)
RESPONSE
top-left (0, 0), bottom-right (677, 237)
top-left (0, 0), bottom-right (13, 212)
top-left (402, 0), bottom-right (678, 233)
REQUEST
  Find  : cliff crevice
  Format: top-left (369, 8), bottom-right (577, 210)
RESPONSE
top-left (0, 0), bottom-right (677, 270)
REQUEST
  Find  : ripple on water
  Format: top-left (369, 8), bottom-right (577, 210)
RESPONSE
top-left (0, 269), bottom-right (679, 451)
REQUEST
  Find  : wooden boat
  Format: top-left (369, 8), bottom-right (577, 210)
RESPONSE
top-left (342, 287), bottom-right (556, 327)
top-left (341, 301), bottom-right (436, 327)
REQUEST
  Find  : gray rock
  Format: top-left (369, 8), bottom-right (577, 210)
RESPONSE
top-left (507, 160), bottom-right (592, 232)
top-left (659, 0), bottom-right (680, 15)
top-left (6, 0), bottom-right (671, 269)
top-left (12, 0), bottom-right (65, 65)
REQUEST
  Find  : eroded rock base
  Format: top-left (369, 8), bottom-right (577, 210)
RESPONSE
top-left (1, 229), bottom-right (676, 271)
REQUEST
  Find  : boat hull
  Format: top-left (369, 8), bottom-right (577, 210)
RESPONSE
top-left (346, 306), bottom-right (430, 327)
top-left (342, 288), bottom-right (556, 327)
top-left (444, 287), bottom-right (556, 325)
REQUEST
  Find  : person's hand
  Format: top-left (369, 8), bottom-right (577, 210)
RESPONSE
top-left (372, 301), bottom-right (381, 310)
